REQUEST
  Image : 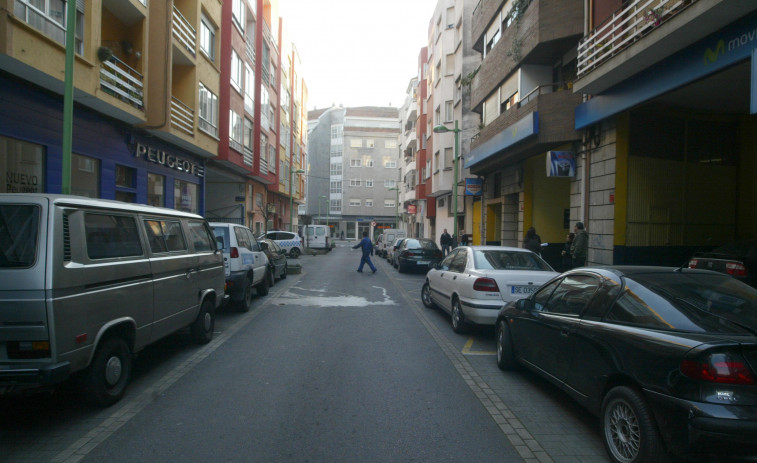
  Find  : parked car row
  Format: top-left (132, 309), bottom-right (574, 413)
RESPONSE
top-left (418, 244), bottom-right (757, 463)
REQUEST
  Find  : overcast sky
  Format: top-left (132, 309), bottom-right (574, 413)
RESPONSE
top-left (278, 0), bottom-right (439, 111)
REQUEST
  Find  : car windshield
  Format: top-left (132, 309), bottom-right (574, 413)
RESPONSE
top-left (617, 272), bottom-right (757, 334)
top-left (405, 239), bottom-right (437, 250)
top-left (474, 250), bottom-right (553, 271)
top-left (0, 205), bottom-right (39, 268)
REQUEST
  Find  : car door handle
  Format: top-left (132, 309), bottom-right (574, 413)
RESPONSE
top-left (560, 328), bottom-right (570, 337)
top-left (453, 275), bottom-right (457, 280)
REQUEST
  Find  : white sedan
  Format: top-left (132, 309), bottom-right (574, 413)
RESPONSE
top-left (421, 246), bottom-right (559, 333)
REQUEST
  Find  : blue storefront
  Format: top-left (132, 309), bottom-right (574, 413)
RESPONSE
top-left (0, 73), bottom-right (206, 214)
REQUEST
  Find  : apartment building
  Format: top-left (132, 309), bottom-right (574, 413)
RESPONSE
top-left (399, 77), bottom-right (420, 237)
top-left (306, 106), bottom-right (400, 240)
top-left (1, 0), bottom-right (222, 212)
top-left (569, 0), bottom-right (757, 266)
top-left (426, 0), bottom-right (481, 246)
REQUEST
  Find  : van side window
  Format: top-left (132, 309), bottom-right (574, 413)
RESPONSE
top-left (188, 221), bottom-right (214, 252)
top-left (85, 214), bottom-right (143, 259)
top-left (0, 205), bottom-right (39, 268)
top-left (144, 220), bottom-right (187, 253)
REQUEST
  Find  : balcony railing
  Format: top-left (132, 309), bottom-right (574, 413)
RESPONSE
top-left (245, 38), bottom-right (255, 64)
top-left (171, 97), bottom-right (195, 136)
top-left (577, 0), bottom-right (694, 78)
top-left (517, 82), bottom-right (572, 107)
top-left (172, 6), bottom-right (196, 55)
top-left (99, 56), bottom-right (144, 110)
top-left (243, 148), bottom-right (254, 166)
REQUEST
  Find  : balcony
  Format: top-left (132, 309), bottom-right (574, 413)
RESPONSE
top-left (172, 6), bottom-right (195, 56)
top-left (467, 84), bottom-right (582, 173)
top-left (245, 38), bottom-right (255, 64)
top-left (171, 96), bottom-right (194, 136)
top-left (100, 56), bottom-right (144, 110)
top-left (574, 0), bottom-right (757, 94)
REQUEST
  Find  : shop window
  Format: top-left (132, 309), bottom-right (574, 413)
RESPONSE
top-left (174, 180), bottom-right (198, 213)
top-left (147, 173), bottom-right (165, 207)
top-left (1, 136), bottom-right (45, 193)
top-left (71, 153), bottom-right (99, 197)
top-left (115, 164), bottom-right (136, 203)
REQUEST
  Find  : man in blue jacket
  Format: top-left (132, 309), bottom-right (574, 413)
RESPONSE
top-left (352, 231), bottom-right (377, 273)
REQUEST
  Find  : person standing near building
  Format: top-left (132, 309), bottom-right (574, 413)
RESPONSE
top-left (561, 232), bottom-right (575, 272)
top-left (352, 231), bottom-right (377, 273)
top-left (523, 227), bottom-right (542, 255)
top-left (440, 229), bottom-right (452, 256)
top-left (571, 222), bottom-right (589, 268)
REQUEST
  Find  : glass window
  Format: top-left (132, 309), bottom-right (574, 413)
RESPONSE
top-left (211, 225), bottom-right (230, 252)
top-left (440, 249), bottom-right (459, 270)
top-left (200, 14), bottom-right (216, 61)
top-left (474, 250), bottom-right (553, 271)
top-left (174, 180), bottom-right (198, 213)
top-left (245, 228), bottom-right (260, 251)
top-left (231, 50), bottom-right (242, 91)
top-left (0, 205), bottom-right (39, 268)
top-left (533, 278), bottom-right (562, 311)
top-left (350, 159), bottom-right (362, 167)
top-left (244, 118), bottom-right (254, 154)
top-left (365, 179), bottom-right (374, 187)
top-left (147, 173), bottom-right (164, 207)
top-left (450, 250), bottom-right (467, 272)
top-left (544, 275), bottom-right (601, 316)
top-left (365, 199), bottom-right (373, 207)
top-left (230, 110), bottom-right (243, 151)
top-left (85, 214), bottom-right (143, 259)
top-left (145, 220), bottom-right (187, 253)
top-left (231, 0), bottom-right (245, 29)
top-left (198, 83), bottom-right (219, 137)
top-left (384, 199), bottom-right (395, 208)
top-left (350, 139), bottom-right (362, 148)
top-left (234, 226), bottom-right (251, 250)
top-left (0, 136), bottom-right (45, 193)
top-left (188, 221), bottom-right (214, 252)
top-left (116, 165), bottom-right (135, 188)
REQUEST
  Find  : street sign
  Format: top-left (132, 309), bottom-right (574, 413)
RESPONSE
top-left (371, 221), bottom-right (376, 227)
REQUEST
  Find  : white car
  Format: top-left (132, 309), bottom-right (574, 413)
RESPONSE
top-left (210, 223), bottom-right (271, 312)
top-left (422, 246), bottom-right (558, 333)
top-left (261, 230), bottom-right (304, 257)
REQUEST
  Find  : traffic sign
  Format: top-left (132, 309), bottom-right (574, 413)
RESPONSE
top-left (371, 221), bottom-right (376, 227)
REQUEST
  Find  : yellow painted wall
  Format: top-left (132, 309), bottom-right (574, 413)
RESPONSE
top-left (524, 153), bottom-right (571, 243)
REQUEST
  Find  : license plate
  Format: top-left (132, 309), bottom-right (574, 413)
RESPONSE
top-left (511, 285), bottom-right (537, 295)
top-left (417, 261), bottom-right (429, 265)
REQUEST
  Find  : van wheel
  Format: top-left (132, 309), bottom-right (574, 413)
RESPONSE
top-left (235, 277), bottom-right (253, 312)
top-left (83, 336), bottom-right (132, 407)
top-left (191, 299), bottom-right (215, 344)
top-left (289, 248), bottom-right (300, 258)
top-left (257, 269), bottom-right (271, 296)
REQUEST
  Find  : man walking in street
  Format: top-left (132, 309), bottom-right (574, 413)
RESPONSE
top-left (570, 222), bottom-right (589, 268)
top-left (352, 231), bottom-right (377, 273)
top-left (440, 229), bottom-right (452, 256)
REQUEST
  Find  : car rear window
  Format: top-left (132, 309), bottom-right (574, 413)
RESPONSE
top-left (405, 239), bottom-right (437, 250)
top-left (474, 250), bottom-right (553, 271)
top-left (212, 226), bottom-right (230, 251)
top-left (606, 272), bottom-right (757, 333)
top-left (0, 205), bottom-right (39, 268)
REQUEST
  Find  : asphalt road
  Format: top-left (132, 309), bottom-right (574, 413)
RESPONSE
top-left (1, 242), bottom-right (610, 463)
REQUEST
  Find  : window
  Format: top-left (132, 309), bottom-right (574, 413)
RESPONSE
top-left (1, 136), bottom-right (46, 194)
top-left (350, 179), bottom-right (361, 187)
top-left (350, 159), bottom-right (362, 167)
top-left (0, 204), bottom-right (39, 268)
top-left (200, 14), bottom-right (216, 61)
top-left (231, 0), bottom-right (245, 29)
top-left (115, 165), bottom-right (136, 203)
top-left (269, 145), bottom-right (276, 173)
top-left (444, 147), bottom-right (454, 169)
top-left (244, 63), bottom-right (254, 113)
top-left (330, 181), bottom-right (342, 194)
top-left (330, 144), bottom-right (343, 158)
top-left (349, 199), bottom-right (361, 207)
top-left (331, 124), bottom-right (343, 140)
top-left (244, 118), bottom-right (254, 157)
top-left (330, 163), bottom-right (342, 176)
top-left (385, 140), bottom-right (397, 149)
top-left (15, 0), bottom-right (84, 55)
top-left (365, 179), bottom-right (374, 187)
top-left (329, 199), bottom-right (341, 213)
top-left (445, 54), bottom-right (455, 76)
top-left (365, 199), bottom-right (373, 207)
top-left (350, 139), bottom-right (362, 148)
top-left (188, 221), bottom-right (215, 252)
top-left (231, 50), bottom-right (242, 92)
top-left (229, 111), bottom-right (243, 151)
top-left (384, 199), bottom-right (395, 208)
top-left (384, 159), bottom-right (397, 168)
top-left (544, 275), bottom-right (601, 316)
top-left (147, 173), bottom-right (164, 207)
top-left (365, 158), bottom-right (374, 167)
top-left (70, 153), bottom-right (98, 198)
top-left (85, 214), bottom-right (143, 259)
top-left (366, 139), bottom-right (375, 148)
top-left (174, 180), bottom-right (198, 213)
top-left (199, 83), bottom-right (219, 137)
top-left (384, 179), bottom-right (396, 188)
top-left (445, 101), bottom-right (453, 122)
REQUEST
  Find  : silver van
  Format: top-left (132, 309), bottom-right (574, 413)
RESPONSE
top-left (0, 194), bottom-right (225, 406)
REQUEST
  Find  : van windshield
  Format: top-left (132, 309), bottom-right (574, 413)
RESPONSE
top-left (0, 205), bottom-right (39, 268)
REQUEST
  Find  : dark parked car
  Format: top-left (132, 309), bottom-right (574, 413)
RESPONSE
top-left (495, 266), bottom-right (757, 463)
top-left (395, 238), bottom-right (443, 273)
top-left (688, 239), bottom-right (756, 288)
top-left (260, 238), bottom-right (287, 281)
top-left (388, 237), bottom-right (406, 266)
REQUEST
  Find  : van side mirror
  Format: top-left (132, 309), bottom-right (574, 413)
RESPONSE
top-left (516, 298), bottom-right (535, 311)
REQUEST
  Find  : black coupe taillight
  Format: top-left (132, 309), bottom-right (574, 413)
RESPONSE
top-left (681, 352), bottom-right (756, 385)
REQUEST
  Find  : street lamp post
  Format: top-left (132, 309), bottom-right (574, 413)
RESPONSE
top-left (289, 169), bottom-right (305, 232)
top-left (433, 120), bottom-right (461, 242)
top-left (388, 186), bottom-right (400, 229)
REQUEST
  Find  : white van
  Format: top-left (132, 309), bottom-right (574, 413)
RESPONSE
top-left (0, 194), bottom-right (225, 406)
top-left (378, 229), bottom-right (405, 257)
top-left (303, 224), bottom-right (330, 250)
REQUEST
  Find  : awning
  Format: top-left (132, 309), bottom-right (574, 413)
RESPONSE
top-left (464, 112), bottom-right (538, 169)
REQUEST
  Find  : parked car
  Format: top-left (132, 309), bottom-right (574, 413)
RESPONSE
top-left (0, 194), bottom-right (225, 406)
top-left (388, 237), bottom-right (406, 266)
top-left (495, 266), bottom-right (757, 463)
top-left (211, 222), bottom-right (271, 312)
top-left (394, 238), bottom-right (443, 274)
top-left (423, 246), bottom-right (557, 333)
top-left (377, 229), bottom-right (405, 258)
top-left (260, 230), bottom-right (304, 257)
top-left (688, 239), bottom-right (756, 287)
top-left (259, 238), bottom-right (288, 281)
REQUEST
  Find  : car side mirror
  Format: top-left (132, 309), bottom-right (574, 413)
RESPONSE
top-left (515, 298), bottom-right (535, 311)
top-left (259, 242), bottom-right (269, 251)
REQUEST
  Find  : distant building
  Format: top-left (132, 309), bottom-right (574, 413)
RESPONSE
top-left (307, 106), bottom-right (400, 240)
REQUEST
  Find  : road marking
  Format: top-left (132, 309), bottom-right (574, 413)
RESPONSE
top-left (461, 337), bottom-right (496, 356)
top-left (271, 285), bottom-right (397, 307)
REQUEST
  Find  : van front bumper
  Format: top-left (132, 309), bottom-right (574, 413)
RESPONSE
top-left (0, 361), bottom-right (71, 386)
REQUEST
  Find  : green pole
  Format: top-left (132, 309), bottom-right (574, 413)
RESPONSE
top-left (61, 0), bottom-right (77, 195)
top-left (453, 120), bottom-right (459, 241)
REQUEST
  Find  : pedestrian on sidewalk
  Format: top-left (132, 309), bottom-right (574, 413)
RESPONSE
top-left (440, 229), bottom-right (452, 256)
top-left (561, 232), bottom-right (575, 272)
top-left (352, 231), bottom-right (377, 273)
top-left (571, 222), bottom-right (589, 268)
top-left (523, 227), bottom-right (542, 255)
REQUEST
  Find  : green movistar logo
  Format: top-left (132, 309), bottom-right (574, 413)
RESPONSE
top-left (703, 39), bottom-right (725, 65)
